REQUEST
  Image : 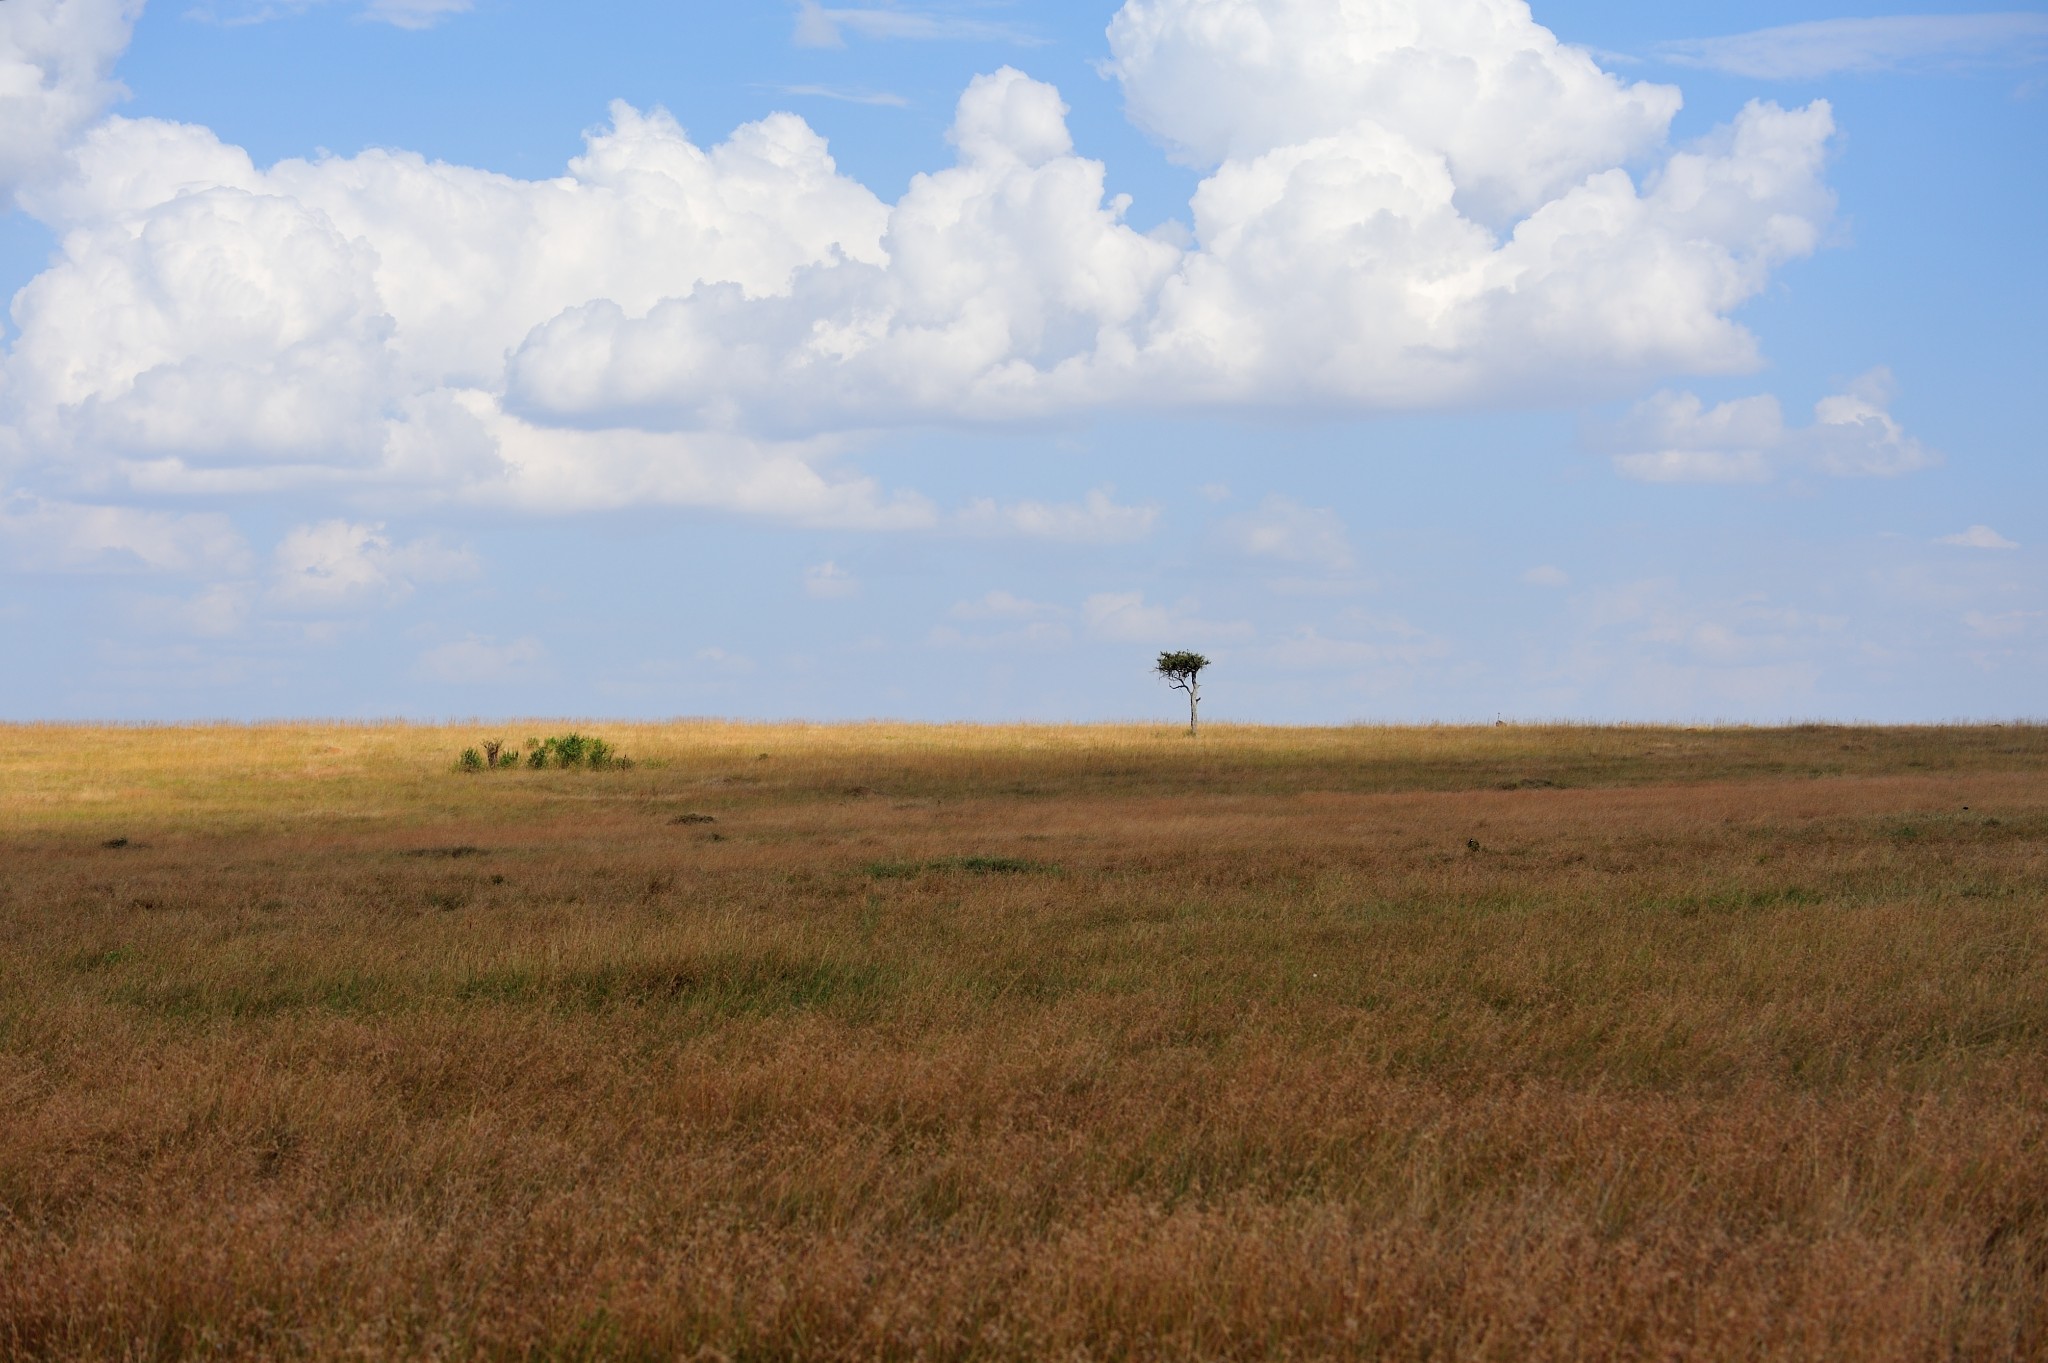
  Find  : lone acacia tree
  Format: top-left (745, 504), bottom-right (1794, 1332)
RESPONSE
top-left (1155, 650), bottom-right (1210, 735)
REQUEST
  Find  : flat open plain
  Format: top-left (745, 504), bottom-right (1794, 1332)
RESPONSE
top-left (2, 722), bottom-right (2045, 1361)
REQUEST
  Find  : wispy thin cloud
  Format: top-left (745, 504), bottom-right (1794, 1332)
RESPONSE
top-left (1936, 525), bottom-right (2020, 550)
top-left (360, 0), bottom-right (472, 29)
top-left (1214, 496), bottom-right (1355, 573)
top-left (954, 489), bottom-right (1159, 545)
top-left (770, 84), bottom-right (913, 108)
top-left (416, 635), bottom-right (547, 685)
top-left (185, 0), bottom-right (472, 30)
top-left (1657, 13), bottom-right (2048, 79)
top-left (793, 1), bottom-right (1042, 49)
top-left (1598, 370), bottom-right (1941, 485)
top-left (803, 561), bottom-right (860, 600)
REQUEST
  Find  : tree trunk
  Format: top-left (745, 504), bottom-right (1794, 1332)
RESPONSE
top-left (1188, 683), bottom-right (1199, 736)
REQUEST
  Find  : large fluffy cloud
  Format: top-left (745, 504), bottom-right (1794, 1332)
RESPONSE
top-left (2, 0), bottom-right (1839, 516)
top-left (504, 69), bottom-right (1185, 434)
top-left (506, 63), bottom-right (1831, 428)
top-left (1106, 0), bottom-right (1683, 222)
top-left (4, 91), bottom-right (912, 519)
top-left (0, 0), bottom-right (139, 198)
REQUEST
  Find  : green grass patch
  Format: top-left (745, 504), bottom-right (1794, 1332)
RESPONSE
top-left (1654, 885), bottom-right (1827, 918)
top-left (66, 946), bottom-right (134, 973)
top-left (115, 971), bottom-right (385, 1020)
top-left (456, 953), bottom-right (887, 1018)
top-left (865, 856), bottom-right (1057, 879)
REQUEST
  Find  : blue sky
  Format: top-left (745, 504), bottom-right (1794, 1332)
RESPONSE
top-left (0, 0), bottom-right (2041, 723)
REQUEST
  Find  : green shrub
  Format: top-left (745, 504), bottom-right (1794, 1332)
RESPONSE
top-left (465, 734), bottom-right (633, 773)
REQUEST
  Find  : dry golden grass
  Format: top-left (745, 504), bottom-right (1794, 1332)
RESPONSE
top-left (2, 721), bottom-right (2045, 1361)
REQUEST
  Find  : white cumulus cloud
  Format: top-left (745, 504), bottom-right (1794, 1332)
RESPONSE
top-left (504, 62), bottom-right (1835, 431)
top-left (3, 98), bottom-right (907, 519)
top-left (0, 0), bottom-right (139, 200)
top-left (1106, 0), bottom-right (1683, 223)
top-left (1, 0), bottom-right (1841, 520)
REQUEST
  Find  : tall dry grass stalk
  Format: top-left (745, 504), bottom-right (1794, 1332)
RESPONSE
top-left (1, 722), bottom-right (2044, 1359)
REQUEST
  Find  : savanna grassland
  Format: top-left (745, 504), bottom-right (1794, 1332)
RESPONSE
top-left (2, 721), bottom-right (2046, 1361)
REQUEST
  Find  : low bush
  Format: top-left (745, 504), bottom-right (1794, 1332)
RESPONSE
top-left (472, 733), bottom-right (635, 772)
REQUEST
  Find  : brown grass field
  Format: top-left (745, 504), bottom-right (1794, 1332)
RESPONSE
top-left (2, 720), bottom-right (2046, 1361)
